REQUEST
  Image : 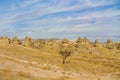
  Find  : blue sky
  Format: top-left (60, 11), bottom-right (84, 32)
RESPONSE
top-left (0, 0), bottom-right (120, 42)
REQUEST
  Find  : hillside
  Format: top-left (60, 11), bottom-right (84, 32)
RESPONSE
top-left (0, 44), bottom-right (120, 80)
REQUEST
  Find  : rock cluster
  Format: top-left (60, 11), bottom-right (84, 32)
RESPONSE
top-left (75, 37), bottom-right (90, 48)
top-left (47, 39), bottom-right (54, 46)
top-left (0, 36), bottom-right (120, 51)
top-left (76, 37), bottom-right (89, 45)
top-left (47, 39), bottom-right (55, 49)
top-left (33, 39), bottom-right (45, 48)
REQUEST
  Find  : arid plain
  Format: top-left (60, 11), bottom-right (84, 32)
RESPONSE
top-left (0, 36), bottom-right (120, 80)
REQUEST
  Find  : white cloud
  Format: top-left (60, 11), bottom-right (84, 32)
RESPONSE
top-left (57, 8), bottom-right (120, 22)
top-left (0, 0), bottom-right (119, 41)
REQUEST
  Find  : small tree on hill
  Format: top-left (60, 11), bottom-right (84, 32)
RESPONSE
top-left (59, 46), bottom-right (75, 64)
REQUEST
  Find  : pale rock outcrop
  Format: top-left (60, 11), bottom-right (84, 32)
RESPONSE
top-left (93, 39), bottom-right (102, 47)
top-left (11, 36), bottom-right (20, 45)
top-left (0, 36), bottom-right (10, 45)
top-left (106, 39), bottom-right (115, 49)
top-left (22, 36), bottom-right (32, 46)
top-left (61, 38), bottom-right (70, 48)
top-left (33, 39), bottom-right (45, 48)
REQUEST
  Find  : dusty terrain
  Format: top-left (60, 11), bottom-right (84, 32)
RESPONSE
top-left (0, 44), bottom-right (120, 80)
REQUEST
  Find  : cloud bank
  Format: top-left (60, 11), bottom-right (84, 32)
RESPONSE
top-left (0, 0), bottom-right (120, 42)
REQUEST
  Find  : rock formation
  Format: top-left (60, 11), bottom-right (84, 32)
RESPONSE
top-left (106, 39), bottom-right (115, 49)
top-left (94, 39), bottom-right (102, 47)
top-left (75, 37), bottom-right (90, 48)
top-left (47, 39), bottom-right (54, 46)
top-left (33, 39), bottom-right (45, 48)
top-left (115, 42), bottom-right (120, 50)
top-left (47, 39), bottom-right (55, 49)
top-left (61, 38), bottom-right (70, 48)
top-left (22, 36), bottom-right (32, 46)
top-left (11, 36), bottom-right (20, 45)
top-left (0, 36), bottom-right (10, 45)
top-left (76, 37), bottom-right (83, 43)
top-left (118, 43), bottom-right (120, 50)
top-left (83, 37), bottom-right (89, 45)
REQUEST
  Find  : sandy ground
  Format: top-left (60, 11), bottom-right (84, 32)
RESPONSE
top-left (0, 45), bottom-right (120, 80)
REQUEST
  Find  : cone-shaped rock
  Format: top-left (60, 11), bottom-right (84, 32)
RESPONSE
top-left (11, 36), bottom-right (20, 45)
top-left (106, 39), bottom-right (115, 49)
top-left (83, 37), bottom-right (90, 45)
top-left (22, 36), bottom-right (32, 46)
top-left (94, 39), bottom-right (102, 47)
top-left (76, 37), bottom-right (83, 43)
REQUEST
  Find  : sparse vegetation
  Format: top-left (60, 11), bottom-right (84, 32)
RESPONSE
top-left (59, 46), bottom-right (75, 64)
top-left (0, 36), bottom-right (120, 80)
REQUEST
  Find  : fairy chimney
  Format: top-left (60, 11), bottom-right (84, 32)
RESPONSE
top-left (22, 36), bottom-right (32, 46)
top-left (76, 37), bottom-right (83, 43)
top-left (94, 39), bottom-right (102, 47)
top-left (11, 36), bottom-right (20, 45)
top-left (83, 37), bottom-right (89, 45)
top-left (106, 39), bottom-right (115, 49)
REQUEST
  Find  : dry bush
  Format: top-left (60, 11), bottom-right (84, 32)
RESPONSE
top-left (59, 45), bottom-right (75, 64)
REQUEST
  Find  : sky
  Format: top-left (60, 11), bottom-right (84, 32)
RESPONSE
top-left (0, 0), bottom-right (120, 42)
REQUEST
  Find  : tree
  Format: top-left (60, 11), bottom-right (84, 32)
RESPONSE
top-left (59, 46), bottom-right (75, 64)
